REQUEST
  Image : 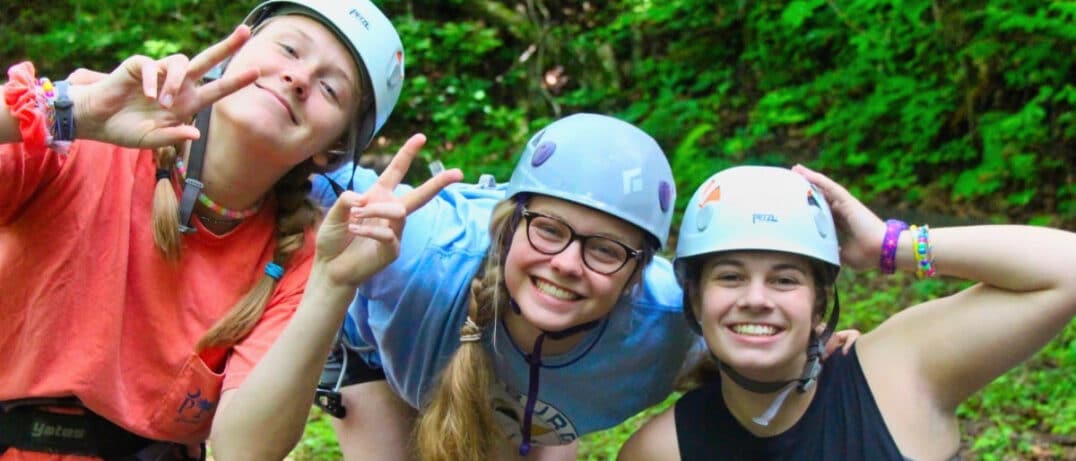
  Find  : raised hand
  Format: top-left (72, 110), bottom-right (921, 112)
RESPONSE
top-left (69, 25), bottom-right (259, 148)
top-left (317, 134), bottom-right (464, 288)
top-left (792, 164), bottom-right (885, 271)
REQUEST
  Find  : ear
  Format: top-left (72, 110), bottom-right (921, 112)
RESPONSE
top-left (311, 152), bottom-right (332, 168)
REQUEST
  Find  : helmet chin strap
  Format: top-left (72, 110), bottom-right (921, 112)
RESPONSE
top-left (717, 291), bottom-right (841, 427)
top-left (500, 306), bottom-right (604, 457)
top-left (177, 107), bottom-right (214, 233)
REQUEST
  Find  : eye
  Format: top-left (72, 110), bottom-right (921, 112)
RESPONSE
top-left (585, 239), bottom-right (626, 264)
top-left (321, 81), bottom-right (338, 101)
top-left (772, 274), bottom-right (803, 288)
top-left (279, 43), bottom-right (298, 57)
top-left (713, 271), bottom-right (743, 283)
top-left (533, 219), bottom-right (566, 241)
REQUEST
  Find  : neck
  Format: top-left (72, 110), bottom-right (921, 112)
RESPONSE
top-left (185, 108), bottom-right (292, 212)
top-left (718, 365), bottom-right (816, 437)
top-left (502, 309), bottom-right (589, 356)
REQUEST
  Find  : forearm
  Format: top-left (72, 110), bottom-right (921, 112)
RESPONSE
top-left (209, 268), bottom-right (357, 460)
top-left (894, 225), bottom-right (1076, 295)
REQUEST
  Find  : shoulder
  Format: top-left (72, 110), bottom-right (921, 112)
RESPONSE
top-left (634, 256), bottom-right (685, 313)
top-left (618, 406), bottom-right (680, 461)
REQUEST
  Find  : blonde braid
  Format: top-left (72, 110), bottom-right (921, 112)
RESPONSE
top-left (195, 162), bottom-right (320, 350)
top-left (151, 146), bottom-right (183, 260)
top-left (415, 200), bottom-right (517, 461)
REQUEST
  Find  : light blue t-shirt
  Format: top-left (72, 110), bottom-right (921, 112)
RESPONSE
top-left (312, 165), bottom-right (696, 445)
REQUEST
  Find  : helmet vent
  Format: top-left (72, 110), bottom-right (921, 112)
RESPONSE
top-left (531, 141), bottom-right (556, 167)
top-left (696, 205), bottom-right (714, 232)
top-left (659, 181), bottom-right (673, 212)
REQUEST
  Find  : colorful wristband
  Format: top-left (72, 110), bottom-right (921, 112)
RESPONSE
top-left (910, 224), bottom-right (936, 279)
top-left (879, 219), bottom-right (908, 274)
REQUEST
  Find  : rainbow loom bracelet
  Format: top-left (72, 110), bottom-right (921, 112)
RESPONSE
top-left (910, 224), bottom-right (936, 279)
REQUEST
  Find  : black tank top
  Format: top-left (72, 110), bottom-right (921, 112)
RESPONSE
top-left (674, 346), bottom-right (921, 460)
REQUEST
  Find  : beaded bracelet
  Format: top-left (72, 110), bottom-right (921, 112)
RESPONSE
top-left (879, 219), bottom-right (908, 274)
top-left (909, 224), bottom-right (936, 279)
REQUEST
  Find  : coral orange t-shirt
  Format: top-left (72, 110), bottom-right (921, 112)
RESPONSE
top-left (0, 140), bottom-right (314, 455)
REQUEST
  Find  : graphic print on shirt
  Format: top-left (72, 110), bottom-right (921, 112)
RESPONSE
top-left (490, 380), bottom-right (579, 446)
top-left (176, 388), bottom-right (216, 425)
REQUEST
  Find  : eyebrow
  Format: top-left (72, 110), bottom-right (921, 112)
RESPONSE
top-left (290, 27), bottom-right (358, 96)
top-left (708, 259), bottom-right (809, 275)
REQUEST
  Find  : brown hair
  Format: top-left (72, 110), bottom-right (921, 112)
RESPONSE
top-left (414, 197), bottom-right (656, 460)
top-left (150, 144), bottom-right (321, 351)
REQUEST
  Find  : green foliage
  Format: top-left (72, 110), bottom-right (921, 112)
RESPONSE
top-left (290, 408), bottom-right (342, 461)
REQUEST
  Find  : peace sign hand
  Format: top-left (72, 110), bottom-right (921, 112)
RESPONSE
top-left (69, 25), bottom-right (259, 148)
top-left (317, 134), bottom-right (464, 288)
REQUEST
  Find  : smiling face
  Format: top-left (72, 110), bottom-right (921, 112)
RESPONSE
top-left (503, 196), bottom-right (646, 335)
top-left (692, 250), bottom-right (820, 382)
top-left (216, 14), bottom-right (361, 168)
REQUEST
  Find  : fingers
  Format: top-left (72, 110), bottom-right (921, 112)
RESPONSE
top-left (348, 223), bottom-right (400, 244)
top-left (375, 134), bottom-right (427, 190)
top-left (66, 68), bottom-right (107, 85)
top-left (157, 54), bottom-right (191, 108)
top-left (141, 125), bottom-right (202, 148)
top-left (838, 330), bottom-right (859, 355)
top-left (792, 164), bottom-right (851, 204)
top-left (402, 168), bottom-right (463, 213)
top-left (189, 25), bottom-right (252, 78)
top-left (195, 68), bottom-right (259, 108)
top-left (326, 191), bottom-right (365, 226)
top-left (117, 55), bottom-right (157, 98)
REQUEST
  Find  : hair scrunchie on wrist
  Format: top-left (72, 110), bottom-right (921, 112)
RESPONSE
top-left (3, 62), bottom-right (50, 150)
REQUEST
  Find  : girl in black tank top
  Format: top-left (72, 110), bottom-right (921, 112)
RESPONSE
top-left (618, 166), bottom-right (1074, 461)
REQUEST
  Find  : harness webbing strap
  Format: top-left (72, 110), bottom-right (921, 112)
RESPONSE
top-left (0, 403), bottom-right (152, 458)
top-left (177, 107), bottom-right (213, 234)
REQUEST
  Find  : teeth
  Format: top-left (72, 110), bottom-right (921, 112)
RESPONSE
top-left (731, 324), bottom-right (778, 336)
top-left (534, 279), bottom-right (579, 301)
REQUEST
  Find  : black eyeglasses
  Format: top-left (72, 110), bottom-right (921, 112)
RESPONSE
top-left (520, 208), bottom-right (642, 275)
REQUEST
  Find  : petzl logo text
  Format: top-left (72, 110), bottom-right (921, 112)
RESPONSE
top-left (349, 9), bottom-right (371, 29)
top-left (752, 213), bottom-right (778, 224)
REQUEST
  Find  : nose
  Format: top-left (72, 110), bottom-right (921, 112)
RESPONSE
top-left (548, 240), bottom-right (585, 277)
top-left (281, 66), bottom-right (311, 99)
top-left (737, 279), bottom-right (774, 310)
